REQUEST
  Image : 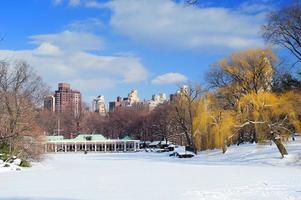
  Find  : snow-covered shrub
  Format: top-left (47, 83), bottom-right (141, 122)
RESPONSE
top-left (13, 158), bottom-right (22, 166)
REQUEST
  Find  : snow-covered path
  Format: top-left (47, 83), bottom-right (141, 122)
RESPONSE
top-left (1, 139), bottom-right (301, 200)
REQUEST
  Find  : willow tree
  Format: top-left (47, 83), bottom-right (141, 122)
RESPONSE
top-left (236, 92), bottom-right (301, 157)
top-left (206, 48), bottom-right (278, 143)
top-left (193, 94), bottom-right (236, 153)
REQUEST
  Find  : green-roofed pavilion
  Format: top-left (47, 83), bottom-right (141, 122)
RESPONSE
top-left (45, 134), bottom-right (140, 153)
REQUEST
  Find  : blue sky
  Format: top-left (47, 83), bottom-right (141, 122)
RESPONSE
top-left (0, 0), bottom-right (290, 106)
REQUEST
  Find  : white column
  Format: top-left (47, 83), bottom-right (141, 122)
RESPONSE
top-left (104, 141), bottom-right (107, 152)
top-left (124, 141), bottom-right (126, 152)
top-left (95, 142), bottom-right (97, 152)
top-left (114, 142), bottom-right (117, 152)
top-left (65, 143), bottom-right (67, 152)
top-left (55, 143), bottom-right (57, 153)
top-left (85, 142), bottom-right (87, 152)
top-left (134, 142), bottom-right (136, 152)
top-left (75, 142), bottom-right (77, 152)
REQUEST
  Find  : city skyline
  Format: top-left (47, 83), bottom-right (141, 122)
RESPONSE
top-left (46, 82), bottom-right (172, 111)
top-left (0, 0), bottom-right (291, 103)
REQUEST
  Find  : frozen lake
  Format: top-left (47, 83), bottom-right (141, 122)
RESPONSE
top-left (1, 140), bottom-right (301, 200)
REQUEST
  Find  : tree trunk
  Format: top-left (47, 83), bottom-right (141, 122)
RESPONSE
top-left (222, 140), bottom-right (227, 154)
top-left (272, 137), bottom-right (288, 158)
top-left (184, 131), bottom-right (191, 147)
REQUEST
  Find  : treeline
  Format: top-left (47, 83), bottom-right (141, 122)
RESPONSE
top-left (38, 103), bottom-right (180, 145)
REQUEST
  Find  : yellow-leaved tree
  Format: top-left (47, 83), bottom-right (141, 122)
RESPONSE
top-left (207, 48), bottom-right (276, 109)
top-left (236, 92), bottom-right (301, 157)
top-left (193, 94), bottom-right (236, 153)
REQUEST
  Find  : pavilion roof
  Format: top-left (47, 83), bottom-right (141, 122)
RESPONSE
top-left (47, 134), bottom-right (107, 142)
top-left (71, 134), bottom-right (107, 141)
top-left (47, 135), bottom-right (64, 141)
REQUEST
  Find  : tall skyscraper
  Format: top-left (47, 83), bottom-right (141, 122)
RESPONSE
top-left (128, 89), bottom-right (140, 105)
top-left (54, 83), bottom-right (81, 116)
top-left (92, 95), bottom-right (106, 116)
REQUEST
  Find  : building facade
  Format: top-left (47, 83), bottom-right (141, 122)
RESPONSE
top-left (44, 95), bottom-right (55, 112)
top-left (128, 89), bottom-right (140, 105)
top-left (109, 90), bottom-right (141, 112)
top-left (148, 93), bottom-right (167, 110)
top-left (92, 95), bottom-right (106, 116)
top-left (54, 83), bottom-right (81, 116)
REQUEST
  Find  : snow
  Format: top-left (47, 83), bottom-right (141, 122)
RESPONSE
top-left (0, 137), bottom-right (301, 200)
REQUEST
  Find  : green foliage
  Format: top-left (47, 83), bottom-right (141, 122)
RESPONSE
top-left (20, 160), bottom-right (31, 168)
top-left (0, 143), bottom-right (10, 161)
top-left (0, 143), bottom-right (10, 154)
top-left (0, 154), bottom-right (9, 161)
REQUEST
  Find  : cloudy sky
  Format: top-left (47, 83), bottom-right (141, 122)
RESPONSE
top-left (0, 0), bottom-right (289, 106)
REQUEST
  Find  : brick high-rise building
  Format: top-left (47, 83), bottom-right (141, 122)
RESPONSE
top-left (54, 83), bottom-right (81, 116)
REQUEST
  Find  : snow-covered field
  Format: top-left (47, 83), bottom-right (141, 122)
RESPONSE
top-left (0, 138), bottom-right (301, 200)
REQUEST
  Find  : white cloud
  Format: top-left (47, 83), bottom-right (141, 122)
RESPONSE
top-left (66, 18), bottom-right (103, 32)
top-left (50, 1), bottom-right (268, 51)
top-left (105, 0), bottom-right (265, 50)
top-left (52, 0), bottom-right (103, 8)
top-left (152, 73), bottom-right (188, 85)
top-left (52, 0), bottom-right (63, 6)
top-left (52, 0), bottom-right (80, 6)
top-left (30, 31), bottom-right (104, 51)
top-left (69, 0), bottom-right (80, 6)
top-left (0, 31), bottom-right (148, 96)
top-left (33, 43), bottom-right (61, 56)
top-left (70, 78), bottom-right (117, 93)
top-left (238, 1), bottom-right (273, 14)
top-left (85, 0), bottom-right (103, 8)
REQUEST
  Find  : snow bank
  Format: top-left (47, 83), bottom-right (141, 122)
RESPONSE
top-left (193, 136), bottom-right (301, 167)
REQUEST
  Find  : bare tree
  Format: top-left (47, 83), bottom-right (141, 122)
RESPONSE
top-left (148, 103), bottom-right (177, 143)
top-left (0, 61), bottom-right (48, 160)
top-left (262, 1), bottom-right (301, 63)
top-left (172, 83), bottom-right (204, 150)
top-left (36, 109), bottom-right (58, 135)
